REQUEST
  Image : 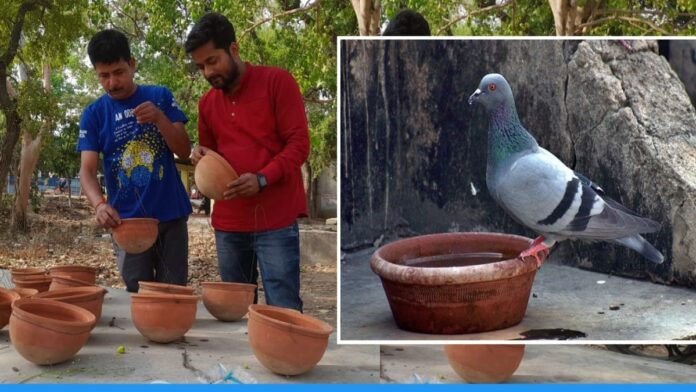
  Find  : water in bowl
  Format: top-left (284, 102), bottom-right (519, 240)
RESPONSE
top-left (402, 252), bottom-right (517, 268)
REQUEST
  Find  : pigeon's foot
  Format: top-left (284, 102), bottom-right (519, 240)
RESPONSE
top-left (519, 236), bottom-right (549, 268)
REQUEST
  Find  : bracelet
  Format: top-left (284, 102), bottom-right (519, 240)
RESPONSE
top-left (94, 198), bottom-right (107, 211)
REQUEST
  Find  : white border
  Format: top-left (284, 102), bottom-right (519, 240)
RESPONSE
top-left (335, 35), bottom-right (696, 346)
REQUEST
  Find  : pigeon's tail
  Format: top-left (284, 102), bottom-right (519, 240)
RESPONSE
top-left (613, 235), bottom-right (664, 264)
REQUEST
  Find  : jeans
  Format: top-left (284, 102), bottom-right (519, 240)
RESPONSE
top-left (215, 222), bottom-right (302, 312)
top-left (114, 216), bottom-right (189, 292)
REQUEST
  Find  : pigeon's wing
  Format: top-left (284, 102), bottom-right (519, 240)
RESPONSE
top-left (492, 148), bottom-right (659, 240)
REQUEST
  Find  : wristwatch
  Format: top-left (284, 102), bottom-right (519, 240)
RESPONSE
top-left (256, 173), bottom-right (267, 193)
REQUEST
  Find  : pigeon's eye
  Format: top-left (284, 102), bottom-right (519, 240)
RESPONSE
top-left (488, 83), bottom-right (496, 91)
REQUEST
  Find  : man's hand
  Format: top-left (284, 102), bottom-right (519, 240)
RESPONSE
top-left (96, 203), bottom-right (121, 228)
top-left (133, 101), bottom-right (165, 125)
top-left (190, 145), bottom-right (212, 165)
top-left (223, 173), bottom-right (260, 199)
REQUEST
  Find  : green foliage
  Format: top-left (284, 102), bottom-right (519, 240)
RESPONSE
top-left (379, 0), bottom-right (696, 36)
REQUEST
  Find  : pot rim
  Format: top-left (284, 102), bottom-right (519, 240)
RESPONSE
top-left (370, 232), bottom-right (542, 285)
top-left (11, 267), bottom-right (46, 274)
top-left (12, 275), bottom-right (53, 283)
top-left (49, 265), bottom-right (97, 273)
top-left (248, 304), bottom-right (333, 338)
top-left (202, 281), bottom-right (257, 291)
top-left (138, 281), bottom-right (195, 293)
top-left (50, 275), bottom-right (95, 286)
top-left (131, 293), bottom-right (199, 303)
top-left (34, 286), bottom-right (107, 302)
top-left (199, 150), bottom-right (238, 178)
top-left (11, 298), bottom-right (95, 334)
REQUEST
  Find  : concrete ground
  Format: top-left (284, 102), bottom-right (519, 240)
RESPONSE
top-left (340, 247), bottom-right (696, 341)
top-left (0, 271), bottom-right (379, 384)
top-left (380, 345), bottom-right (696, 383)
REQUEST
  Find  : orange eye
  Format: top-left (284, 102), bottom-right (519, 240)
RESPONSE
top-left (488, 83), bottom-right (496, 91)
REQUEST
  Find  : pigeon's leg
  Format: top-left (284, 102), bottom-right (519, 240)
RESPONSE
top-left (519, 236), bottom-right (550, 268)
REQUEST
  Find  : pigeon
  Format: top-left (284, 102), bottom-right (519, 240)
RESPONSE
top-left (468, 73), bottom-right (663, 266)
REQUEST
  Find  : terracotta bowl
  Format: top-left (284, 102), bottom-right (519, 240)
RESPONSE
top-left (138, 281), bottom-right (196, 296)
top-left (10, 298), bottom-right (95, 365)
top-left (112, 218), bottom-right (159, 254)
top-left (247, 304), bottom-right (333, 376)
top-left (13, 288), bottom-right (39, 298)
top-left (445, 345), bottom-right (526, 383)
top-left (370, 232), bottom-right (547, 334)
top-left (202, 282), bottom-right (256, 321)
top-left (131, 293), bottom-right (198, 343)
top-left (49, 265), bottom-right (97, 285)
top-left (49, 276), bottom-right (95, 291)
top-left (12, 275), bottom-right (53, 293)
top-left (11, 267), bottom-right (47, 280)
top-left (0, 287), bottom-right (21, 329)
top-left (34, 286), bottom-right (107, 328)
top-left (194, 150), bottom-right (238, 200)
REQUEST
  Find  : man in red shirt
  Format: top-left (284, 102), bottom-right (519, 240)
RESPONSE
top-left (186, 12), bottom-right (309, 311)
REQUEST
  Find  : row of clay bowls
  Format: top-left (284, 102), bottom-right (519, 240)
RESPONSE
top-left (2, 265), bottom-right (107, 365)
top-left (131, 281), bottom-right (333, 376)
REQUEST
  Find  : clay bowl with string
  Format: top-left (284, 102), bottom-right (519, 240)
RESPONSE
top-left (111, 218), bottom-right (159, 254)
top-left (194, 150), bottom-right (238, 200)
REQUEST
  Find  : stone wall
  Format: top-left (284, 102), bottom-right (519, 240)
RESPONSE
top-left (340, 40), bottom-right (696, 286)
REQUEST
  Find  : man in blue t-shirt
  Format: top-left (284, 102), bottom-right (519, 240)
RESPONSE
top-left (77, 29), bottom-right (192, 292)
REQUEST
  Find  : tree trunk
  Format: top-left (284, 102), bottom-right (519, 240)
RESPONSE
top-left (12, 63), bottom-right (50, 231)
top-left (0, 77), bottom-right (21, 198)
top-left (351, 0), bottom-right (381, 36)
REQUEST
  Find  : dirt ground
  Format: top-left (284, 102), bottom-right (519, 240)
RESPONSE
top-left (0, 194), bottom-right (336, 328)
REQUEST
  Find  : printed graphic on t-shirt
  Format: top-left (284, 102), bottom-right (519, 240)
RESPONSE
top-left (114, 123), bottom-right (166, 197)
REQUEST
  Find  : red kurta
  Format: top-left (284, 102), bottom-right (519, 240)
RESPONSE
top-left (198, 63), bottom-right (309, 232)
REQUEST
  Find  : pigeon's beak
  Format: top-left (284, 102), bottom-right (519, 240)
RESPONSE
top-left (468, 89), bottom-right (481, 105)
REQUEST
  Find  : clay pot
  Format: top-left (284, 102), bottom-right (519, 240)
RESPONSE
top-left (247, 304), bottom-right (333, 376)
top-left (13, 288), bottom-right (38, 298)
top-left (34, 286), bottom-right (107, 327)
top-left (0, 287), bottom-right (21, 329)
top-left (444, 345), bottom-right (525, 383)
top-left (12, 275), bottom-right (53, 293)
top-left (194, 150), bottom-right (238, 200)
top-left (371, 232), bottom-right (547, 334)
top-left (138, 281), bottom-right (195, 296)
top-left (11, 267), bottom-right (47, 280)
top-left (49, 275), bottom-right (95, 291)
top-left (202, 282), bottom-right (256, 321)
top-left (49, 265), bottom-right (97, 285)
top-left (10, 298), bottom-right (95, 365)
top-left (130, 293), bottom-right (198, 343)
top-left (112, 218), bottom-right (159, 254)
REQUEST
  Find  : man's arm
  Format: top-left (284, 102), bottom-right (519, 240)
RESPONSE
top-left (133, 101), bottom-right (191, 158)
top-left (80, 151), bottom-right (120, 228)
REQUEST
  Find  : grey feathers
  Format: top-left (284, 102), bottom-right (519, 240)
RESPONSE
top-left (470, 73), bottom-right (663, 264)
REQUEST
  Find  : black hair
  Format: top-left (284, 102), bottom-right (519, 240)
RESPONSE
top-left (382, 9), bottom-right (431, 36)
top-left (185, 12), bottom-right (236, 53)
top-left (87, 29), bottom-right (132, 66)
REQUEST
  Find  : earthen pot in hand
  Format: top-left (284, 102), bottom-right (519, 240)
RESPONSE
top-left (194, 150), bottom-right (238, 200)
top-left (112, 218), bottom-right (159, 254)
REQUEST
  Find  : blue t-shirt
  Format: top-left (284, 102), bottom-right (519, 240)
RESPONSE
top-left (77, 85), bottom-right (192, 222)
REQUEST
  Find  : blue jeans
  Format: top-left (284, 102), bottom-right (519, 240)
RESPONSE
top-left (214, 222), bottom-right (302, 312)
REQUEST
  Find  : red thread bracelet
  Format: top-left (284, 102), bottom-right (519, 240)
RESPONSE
top-left (94, 198), bottom-right (106, 211)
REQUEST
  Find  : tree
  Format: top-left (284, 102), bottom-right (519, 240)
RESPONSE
top-left (371, 0), bottom-right (696, 36)
top-left (0, 0), bottom-right (87, 231)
